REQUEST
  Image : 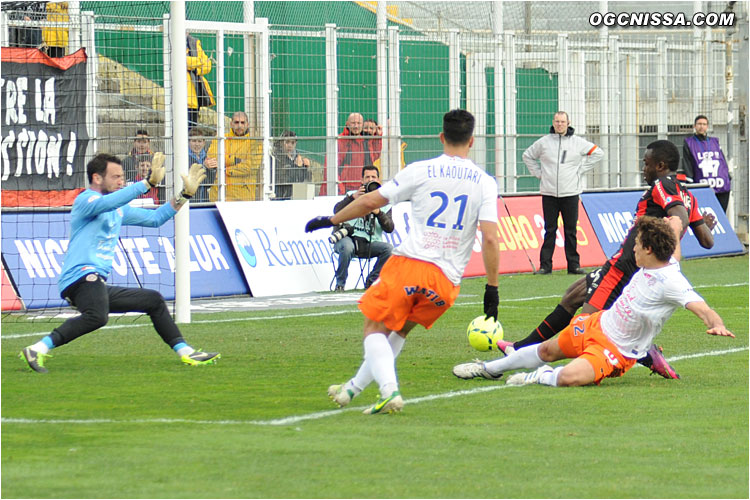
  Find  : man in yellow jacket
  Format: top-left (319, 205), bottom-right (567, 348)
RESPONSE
top-left (186, 34), bottom-right (215, 128)
top-left (42, 1), bottom-right (68, 58)
top-left (207, 111), bottom-right (263, 201)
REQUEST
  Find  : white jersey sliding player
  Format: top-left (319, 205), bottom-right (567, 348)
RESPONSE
top-left (306, 109), bottom-right (500, 414)
top-left (453, 216), bottom-right (734, 387)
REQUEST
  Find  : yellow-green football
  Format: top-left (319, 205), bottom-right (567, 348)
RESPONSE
top-left (466, 315), bottom-right (504, 351)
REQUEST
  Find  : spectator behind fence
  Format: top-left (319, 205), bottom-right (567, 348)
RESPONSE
top-left (679, 115), bottom-right (732, 213)
top-left (121, 129), bottom-right (153, 179)
top-left (126, 153), bottom-right (162, 205)
top-left (363, 118), bottom-right (383, 165)
top-left (207, 111), bottom-right (263, 201)
top-left (331, 165), bottom-right (394, 291)
top-left (272, 130), bottom-right (311, 200)
top-left (42, 1), bottom-right (68, 58)
top-left (188, 128), bottom-right (218, 203)
top-left (332, 112), bottom-right (366, 195)
top-left (523, 111), bottom-right (603, 275)
top-left (3, 1), bottom-right (44, 48)
top-left (186, 34), bottom-right (215, 129)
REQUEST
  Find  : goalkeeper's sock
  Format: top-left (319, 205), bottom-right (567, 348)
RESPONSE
top-left (173, 342), bottom-right (195, 356)
top-left (514, 304), bottom-right (573, 349)
top-left (30, 336), bottom-right (54, 355)
top-left (349, 332), bottom-right (405, 393)
top-left (484, 344), bottom-right (544, 375)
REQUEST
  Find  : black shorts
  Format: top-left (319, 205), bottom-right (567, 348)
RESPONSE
top-left (60, 273), bottom-right (106, 305)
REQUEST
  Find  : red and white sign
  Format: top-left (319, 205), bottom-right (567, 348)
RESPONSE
top-left (463, 196), bottom-right (607, 277)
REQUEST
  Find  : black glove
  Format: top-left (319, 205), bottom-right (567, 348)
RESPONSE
top-left (305, 216), bottom-right (334, 233)
top-left (483, 284), bottom-right (499, 322)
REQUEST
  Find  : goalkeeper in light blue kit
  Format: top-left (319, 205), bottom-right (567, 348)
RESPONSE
top-left (19, 153), bottom-right (220, 373)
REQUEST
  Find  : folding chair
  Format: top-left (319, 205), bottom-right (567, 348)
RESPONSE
top-left (330, 249), bottom-right (371, 291)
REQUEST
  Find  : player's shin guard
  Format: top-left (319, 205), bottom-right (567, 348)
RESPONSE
top-left (514, 304), bottom-right (573, 349)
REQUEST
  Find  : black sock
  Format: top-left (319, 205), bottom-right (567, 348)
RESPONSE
top-left (514, 304), bottom-right (574, 349)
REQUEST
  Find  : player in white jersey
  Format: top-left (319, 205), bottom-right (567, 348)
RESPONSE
top-left (453, 216), bottom-right (734, 387)
top-left (305, 110), bottom-right (500, 413)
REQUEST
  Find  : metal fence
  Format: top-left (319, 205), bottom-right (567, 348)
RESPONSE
top-left (6, 2), bottom-right (748, 195)
top-left (1, 0), bottom-right (746, 318)
top-left (2, 2), bottom-right (744, 201)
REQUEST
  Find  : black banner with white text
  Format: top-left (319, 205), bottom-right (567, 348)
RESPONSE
top-left (1, 48), bottom-right (89, 206)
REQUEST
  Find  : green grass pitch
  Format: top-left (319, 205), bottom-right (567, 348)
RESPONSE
top-left (2, 255), bottom-right (748, 498)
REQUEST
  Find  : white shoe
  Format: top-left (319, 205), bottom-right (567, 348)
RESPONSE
top-left (452, 360), bottom-right (503, 380)
top-left (328, 384), bottom-right (355, 407)
top-left (506, 365), bottom-right (553, 386)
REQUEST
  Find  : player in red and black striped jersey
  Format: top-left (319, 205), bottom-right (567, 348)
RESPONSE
top-left (500, 140), bottom-right (716, 379)
top-left (684, 188), bottom-right (716, 249)
top-left (585, 158), bottom-right (689, 311)
top-left (583, 182), bottom-right (715, 311)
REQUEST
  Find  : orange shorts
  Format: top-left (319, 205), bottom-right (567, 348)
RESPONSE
top-left (557, 311), bottom-right (637, 384)
top-left (358, 255), bottom-right (460, 331)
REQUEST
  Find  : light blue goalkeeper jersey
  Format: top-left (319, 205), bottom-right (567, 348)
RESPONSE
top-left (57, 181), bottom-right (177, 294)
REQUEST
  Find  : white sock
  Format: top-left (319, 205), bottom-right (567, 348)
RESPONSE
top-left (348, 332), bottom-right (405, 394)
top-left (388, 332), bottom-right (406, 357)
top-left (176, 345), bottom-right (194, 356)
top-left (539, 366), bottom-right (564, 387)
top-left (30, 341), bottom-right (50, 355)
top-left (485, 344), bottom-right (544, 376)
top-left (363, 333), bottom-right (398, 397)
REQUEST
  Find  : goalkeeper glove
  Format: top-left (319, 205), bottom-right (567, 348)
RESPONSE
top-left (147, 152), bottom-right (166, 187)
top-left (305, 216), bottom-right (334, 232)
top-left (180, 163), bottom-right (207, 199)
top-left (483, 284), bottom-right (498, 322)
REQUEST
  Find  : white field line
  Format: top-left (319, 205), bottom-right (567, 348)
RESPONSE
top-left (2, 346), bottom-right (747, 427)
top-left (0, 310), bottom-right (354, 340)
top-left (3, 299), bottom-right (561, 340)
top-left (3, 282), bottom-right (746, 340)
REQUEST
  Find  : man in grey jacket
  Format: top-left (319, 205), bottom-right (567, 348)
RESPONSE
top-left (523, 111), bottom-right (604, 275)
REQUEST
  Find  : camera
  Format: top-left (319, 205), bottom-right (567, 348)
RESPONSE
top-left (329, 224), bottom-right (353, 244)
top-left (363, 181), bottom-right (381, 193)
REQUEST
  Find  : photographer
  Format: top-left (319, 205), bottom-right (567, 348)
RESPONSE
top-left (331, 165), bottom-right (394, 291)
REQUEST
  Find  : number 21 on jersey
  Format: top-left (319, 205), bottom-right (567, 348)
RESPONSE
top-left (426, 191), bottom-right (468, 230)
